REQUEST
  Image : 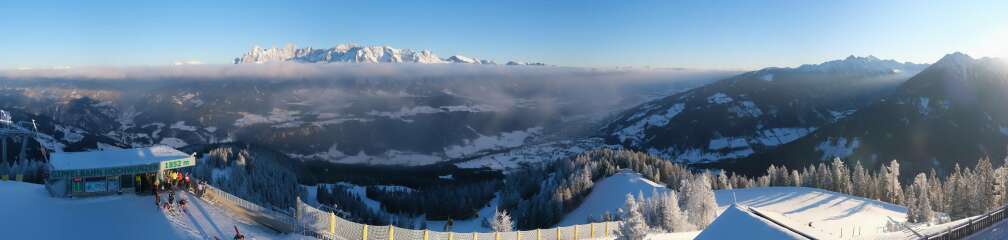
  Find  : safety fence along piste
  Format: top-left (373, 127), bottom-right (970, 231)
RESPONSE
top-left (198, 180), bottom-right (621, 240)
top-left (294, 198), bottom-right (621, 240)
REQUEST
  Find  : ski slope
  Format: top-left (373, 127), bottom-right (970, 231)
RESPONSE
top-left (558, 172), bottom-right (910, 239)
top-left (717, 187), bottom-right (907, 239)
top-left (558, 170), bottom-right (667, 226)
top-left (694, 204), bottom-right (804, 240)
top-left (0, 181), bottom-right (186, 239)
top-left (0, 181), bottom-right (298, 240)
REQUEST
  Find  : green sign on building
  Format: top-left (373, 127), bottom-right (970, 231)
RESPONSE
top-left (160, 158), bottom-right (195, 170)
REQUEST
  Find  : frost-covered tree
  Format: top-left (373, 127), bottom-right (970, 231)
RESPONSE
top-left (906, 173), bottom-right (933, 223)
top-left (717, 171), bottom-right (732, 190)
top-left (817, 162), bottom-right (832, 189)
top-left (659, 191), bottom-right (692, 232)
top-left (791, 170), bottom-right (802, 187)
top-left (975, 157), bottom-right (997, 212)
top-left (851, 161), bottom-right (868, 197)
top-left (491, 208), bottom-right (514, 232)
top-left (616, 194), bottom-right (649, 240)
top-left (682, 175), bottom-right (718, 229)
top-left (830, 158), bottom-right (851, 194)
top-left (880, 160), bottom-right (903, 204)
top-left (927, 169), bottom-right (945, 213)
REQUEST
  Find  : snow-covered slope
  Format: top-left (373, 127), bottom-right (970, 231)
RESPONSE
top-left (716, 187), bottom-right (907, 239)
top-left (0, 181), bottom-right (185, 239)
top-left (0, 181), bottom-right (295, 240)
top-left (557, 171), bottom-right (908, 239)
top-left (558, 170), bottom-right (667, 226)
top-left (694, 204), bottom-right (805, 240)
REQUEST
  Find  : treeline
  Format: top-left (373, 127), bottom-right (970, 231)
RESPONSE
top-left (315, 184), bottom-right (389, 226)
top-left (753, 157), bottom-right (1008, 223)
top-left (190, 144), bottom-right (300, 209)
top-left (365, 180), bottom-right (497, 220)
top-left (499, 149), bottom-right (705, 229)
top-left (500, 147), bottom-right (1008, 232)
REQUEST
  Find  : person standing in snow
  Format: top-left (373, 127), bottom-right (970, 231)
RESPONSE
top-left (168, 191), bottom-right (176, 212)
top-left (444, 218), bottom-right (454, 231)
top-left (233, 225), bottom-right (245, 240)
top-left (155, 191), bottom-right (160, 208)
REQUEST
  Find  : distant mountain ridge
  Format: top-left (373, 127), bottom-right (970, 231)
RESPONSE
top-left (234, 44), bottom-right (545, 65)
top-left (717, 52), bottom-right (1008, 177)
top-left (601, 55), bottom-right (927, 164)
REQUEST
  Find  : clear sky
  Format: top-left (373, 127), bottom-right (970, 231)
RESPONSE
top-left (1, 0), bottom-right (1006, 70)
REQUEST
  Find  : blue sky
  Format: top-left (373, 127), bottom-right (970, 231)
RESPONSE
top-left (1, 0), bottom-right (1006, 70)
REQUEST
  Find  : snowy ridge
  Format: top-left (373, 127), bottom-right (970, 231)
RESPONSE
top-left (795, 55), bottom-right (920, 73)
top-left (235, 44), bottom-right (445, 64)
top-left (234, 44), bottom-right (545, 65)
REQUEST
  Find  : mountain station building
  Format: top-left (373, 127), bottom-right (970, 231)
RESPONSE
top-left (46, 145), bottom-right (196, 197)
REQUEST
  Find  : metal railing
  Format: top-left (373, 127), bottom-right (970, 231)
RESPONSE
top-left (924, 205), bottom-right (1008, 240)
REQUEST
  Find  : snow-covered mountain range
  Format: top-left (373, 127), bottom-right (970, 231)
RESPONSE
top-left (234, 44), bottom-right (542, 65)
top-left (602, 55), bottom-right (927, 164)
top-left (723, 53), bottom-right (1008, 176)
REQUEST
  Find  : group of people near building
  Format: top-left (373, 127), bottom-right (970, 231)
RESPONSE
top-left (153, 170), bottom-right (194, 213)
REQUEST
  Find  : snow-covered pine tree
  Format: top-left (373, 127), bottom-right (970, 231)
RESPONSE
top-left (913, 173), bottom-right (934, 223)
top-left (766, 165), bottom-right (778, 186)
top-left (660, 191), bottom-right (692, 232)
top-left (879, 160), bottom-right (903, 204)
top-left (927, 169), bottom-right (945, 213)
top-left (975, 157), bottom-right (996, 212)
top-left (682, 175), bottom-right (718, 229)
top-left (905, 185), bottom-right (919, 223)
top-left (717, 171), bottom-right (731, 190)
top-left (778, 166), bottom-right (791, 187)
top-left (491, 208), bottom-right (514, 232)
top-left (830, 157), bottom-right (851, 194)
top-left (802, 165), bottom-right (817, 188)
top-left (947, 164), bottom-right (967, 219)
top-left (616, 194), bottom-right (649, 240)
top-left (851, 161), bottom-right (868, 197)
top-left (817, 162), bottom-right (832, 190)
top-left (791, 170), bottom-right (802, 187)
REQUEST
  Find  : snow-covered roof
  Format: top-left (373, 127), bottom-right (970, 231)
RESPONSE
top-left (50, 145), bottom-right (192, 171)
top-left (695, 204), bottom-right (806, 240)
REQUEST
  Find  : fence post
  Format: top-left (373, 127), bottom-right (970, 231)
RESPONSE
top-left (330, 212), bottom-right (336, 235)
top-left (362, 225), bottom-right (368, 240)
top-left (423, 230), bottom-right (429, 240)
top-left (536, 229), bottom-right (540, 240)
top-left (389, 225), bottom-right (395, 240)
top-left (448, 232), bottom-right (453, 240)
top-left (604, 222), bottom-right (608, 238)
top-left (590, 223), bottom-right (595, 239)
top-left (495, 231), bottom-right (500, 240)
top-left (556, 228), bottom-right (560, 240)
top-left (573, 225), bottom-right (577, 240)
